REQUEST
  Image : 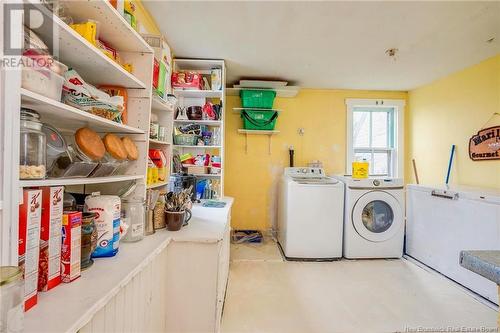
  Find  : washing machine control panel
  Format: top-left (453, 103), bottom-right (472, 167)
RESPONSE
top-left (285, 167), bottom-right (324, 177)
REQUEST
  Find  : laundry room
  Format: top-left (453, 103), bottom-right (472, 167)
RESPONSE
top-left (0, 1), bottom-right (499, 333)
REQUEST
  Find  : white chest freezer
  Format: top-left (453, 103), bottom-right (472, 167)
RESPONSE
top-left (406, 184), bottom-right (500, 304)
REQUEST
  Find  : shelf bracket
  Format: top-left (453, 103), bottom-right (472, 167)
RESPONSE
top-left (244, 133), bottom-right (248, 154)
top-left (268, 135), bottom-right (272, 155)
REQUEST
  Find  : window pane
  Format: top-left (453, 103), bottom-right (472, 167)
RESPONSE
top-left (372, 112), bottom-right (388, 148)
top-left (373, 152), bottom-right (389, 175)
top-left (353, 112), bottom-right (370, 147)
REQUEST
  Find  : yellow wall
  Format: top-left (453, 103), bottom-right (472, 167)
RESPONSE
top-left (224, 90), bottom-right (408, 231)
top-left (406, 54), bottom-right (500, 189)
top-left (134, 0), bottom-right (161, 34)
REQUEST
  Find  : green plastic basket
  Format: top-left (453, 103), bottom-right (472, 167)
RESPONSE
top-left (241, 110), bottom-right (278, 130)
top-left (240, 90), bottom-right (276, 109)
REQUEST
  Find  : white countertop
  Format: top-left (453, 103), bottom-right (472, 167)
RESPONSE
top-left (23, 198), bottom-right (233, 333)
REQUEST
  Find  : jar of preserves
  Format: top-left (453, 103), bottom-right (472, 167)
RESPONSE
top-left (19, 108), bottom-right (46, 179)
top-left (0, 266), bottom-right (24, 333)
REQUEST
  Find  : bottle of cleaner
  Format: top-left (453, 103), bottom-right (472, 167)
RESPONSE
top-left (352, 158), bottom-right (369, 179)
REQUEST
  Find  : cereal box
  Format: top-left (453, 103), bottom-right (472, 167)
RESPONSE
top-left (61, 211), bottom-right (82, 283)
top-left (38, 186), bottom-right (63, 291)
top-left (18, 189), bottom-right (42, 311)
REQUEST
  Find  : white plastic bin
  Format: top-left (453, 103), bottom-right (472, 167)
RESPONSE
top-left (22, 57), bottom-right (65, 101)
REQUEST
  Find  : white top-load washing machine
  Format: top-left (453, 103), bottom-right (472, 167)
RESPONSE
top-left (335, 176), bottom-right (404, 259)
top-left (277, 167), bottom-right (344, 260)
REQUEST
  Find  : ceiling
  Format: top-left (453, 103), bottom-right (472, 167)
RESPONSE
top-left (144, 1), bottom-right (500, 91)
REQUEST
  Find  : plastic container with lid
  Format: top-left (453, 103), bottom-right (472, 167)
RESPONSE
top-left (20, 108), bottom-right (46, 179)
top-left (22, 56), bottom-right (65, 101)
top-left (0, 266), bottom-right (24, 333)
top-left (49, 127), bottom-right (103, 178)
top-left (90, 133), bottom-right (127, 177)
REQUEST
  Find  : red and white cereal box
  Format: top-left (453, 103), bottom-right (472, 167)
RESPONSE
top-left (18, 188), bottom-right (42, 311)
top-left (38, 186), bottom-right (64, 292)
top-left (61, 211), bottom-right (82, 283)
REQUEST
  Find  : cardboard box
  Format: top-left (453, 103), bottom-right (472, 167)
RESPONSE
top-left (38, 186), bottom-right (64, 292)
top-left (19, 189), bottom-right (42, 311)
top-left (61, 211), bottom-right (82, 283)
top-left (183, 165), bottom-right (208, 175)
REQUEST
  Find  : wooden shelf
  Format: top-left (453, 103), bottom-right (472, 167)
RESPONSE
top-left (149, 139), bottom-right (172, 146)
top-left (238, 129), bottom-right (280, 135)
top-left (62, 0), bottom-right (153, 53)
top-left (192, 174), bottom-right (221, 178)
top-left (147, 181), bottom-right (169, 189)
top-left (173, 89), bottom-right (223, 98)
top-left (21, 89), bottom-right (146, 134)
top-left (227, 87), bottom-right (299, 98)
top-left (32, 10), bottom-right (147, 88)
top-left (174, 120), bottom-right (222, 126)
top-left (19, 175), bottom-right (144, 188)
top-left (151, 96), bottom-right (175, 113)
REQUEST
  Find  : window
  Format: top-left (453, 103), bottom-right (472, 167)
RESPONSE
top-left (346, 99), bottom-right (405, 177)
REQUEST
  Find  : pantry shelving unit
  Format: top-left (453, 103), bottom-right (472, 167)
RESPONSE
top-left (0, 1), bottom-right (156, 265)
top-left (172, 58), bottom-right (226, 196)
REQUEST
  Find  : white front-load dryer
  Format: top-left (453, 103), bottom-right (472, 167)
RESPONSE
top-left (335, 176), bottom-right (405, 259)
top-left (277, 168), bottom-right (344, 260)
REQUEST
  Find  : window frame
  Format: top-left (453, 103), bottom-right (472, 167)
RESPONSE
top-left (346, 98), bottom-right (405, 178)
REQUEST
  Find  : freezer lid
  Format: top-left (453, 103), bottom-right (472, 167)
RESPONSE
top-left (407, 184), bottom-right (500, 204)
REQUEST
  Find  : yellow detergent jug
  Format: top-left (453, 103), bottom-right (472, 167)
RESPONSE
top-left (352, 159), bottom-right (369, 179)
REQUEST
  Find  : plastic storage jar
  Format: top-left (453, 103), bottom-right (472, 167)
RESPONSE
top-left (50, 128), bottom-right (104, 178)
top-left (91, 133), bottom-right (128, 177)
top-left (121, 199), bottom-right (145, 242)
top-left (20, 108), bottom-right (46, 179)
top-left (0, 266), bottom-right (24, 333)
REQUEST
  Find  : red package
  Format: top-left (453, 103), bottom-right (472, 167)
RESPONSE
top-left (152, 58), bottom-right (159, 89)
top-left (19, 189), bottom-right (42, 311)
top-left (171, 72), bottom-right (202, 90)
top-left (38, 186), bottom-right (63, 292)
top-left (61, 211), bottom-right (82, 283)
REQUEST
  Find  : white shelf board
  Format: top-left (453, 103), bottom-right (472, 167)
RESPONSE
top-left (173, 145), bottom-right (221, 149)
top-left (226, 87), bottom-right (299, 98)
top-left (173, 89), bottom-right (223, 98)
top-left (174, 119), bottom-right (222, 126)
top-left (33, 11), bottom-right (146, 88)
top-left (21, 89), bottom-right (145, 134)
top-left (149, 139), bottom-right (171, 146)
top-left (62, 0), bottom-right (153, 53)
top-left (19, 175), bottom-right (144, 188)
top-left (147, 181), bottom-right (168, 189)
top-left (173, 59), bottom-right (224, 71)
top-left (192, 174), bottom-right (221, 178)
top-left (151, 96), bottom-right (174, 113)
top-left (238, 129), bottom-right (280, 135)
top-left (233, 107), bottom-right (282, 113)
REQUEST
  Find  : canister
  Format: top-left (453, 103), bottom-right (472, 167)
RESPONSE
top-left (1, 266), bottom-right (24, 333)
top-left (121, 199), bottom-right (145, 242)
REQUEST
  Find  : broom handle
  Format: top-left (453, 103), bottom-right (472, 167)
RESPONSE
top-left (412, 159), bottom-right (420, 185)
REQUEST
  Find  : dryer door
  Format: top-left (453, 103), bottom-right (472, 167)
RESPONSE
top-left (352, 191), bottom-right (403, 242)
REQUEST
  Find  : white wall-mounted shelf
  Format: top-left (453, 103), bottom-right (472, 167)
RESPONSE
top-left (173, 89), bottom-right (223, 98)
top-left (21, 89), bottom-right (145, 134)
top-left (152, 96), bottom-right (174, 113)
top-left (227, 86), bottom-right (300, 98)
top-left (174, 119), bottom-right (222, 126)
top-left (147, 181), bottom-right (169, 189)
top-left (32, 7), bottom-right (147, 88)
top-left (62, 0), bottom-right (153, 53)
top-left (173, 145), bottom-right (222, 149)
top-left (237, 129), bottom-right (279, 154)
top-left (192, 174), bottom-right (221, 178)
top-left (149, 139), bottom-right (172, 146)
top-left (19, 175), bottom-right (144, 188)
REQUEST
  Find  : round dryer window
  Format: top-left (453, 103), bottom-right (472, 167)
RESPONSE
top-left (352, 191), bottom-right (403, 242)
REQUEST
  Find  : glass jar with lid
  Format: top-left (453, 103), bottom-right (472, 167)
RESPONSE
top-left (0, 266), bottom-right (24, 333)
top-left (121, 198), bottom-right (146, 242)
top-left (90, 133), bottom-right (128, 177)
top-left (19, 108), bottom-right (46, 179)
